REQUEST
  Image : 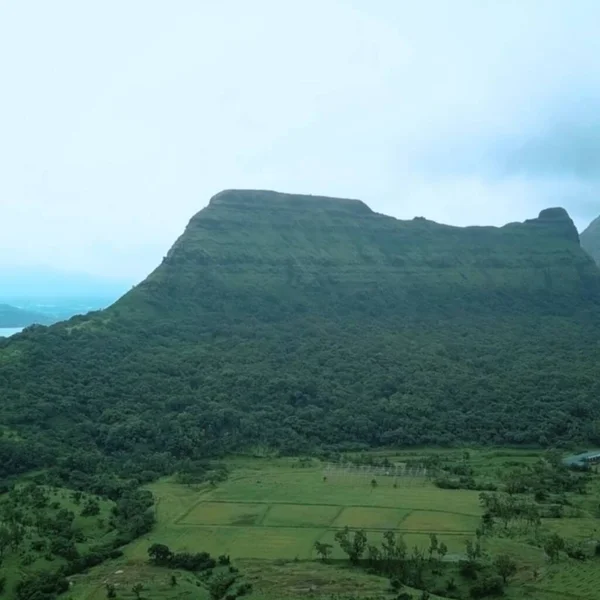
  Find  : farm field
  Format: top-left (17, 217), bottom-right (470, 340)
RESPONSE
top-left (60, 450), bottom-right (600, 600)
top-left (130, 462), bottom-right (483, 561)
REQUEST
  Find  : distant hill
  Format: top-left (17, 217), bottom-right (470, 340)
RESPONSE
top-left (0, 303), bottom-right (53, 327)
top-left (581, 215), bottom-right (600, 265)
top-left (2, 190), bottom-right (600, 482)
top-left (0, 266), bottom-right (131, 298)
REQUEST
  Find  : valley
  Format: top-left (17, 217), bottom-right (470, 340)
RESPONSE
top-left (42, 449), bottom-right (600, 600)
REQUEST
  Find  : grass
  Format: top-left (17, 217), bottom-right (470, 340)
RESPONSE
top-left (137, 463), bottom-right (482, 562)
top-left (332, 506), bottom-right (409, 529)
top-left (0, 485), bottom-right (116, 600)
top-left (177, 502), bottom-right (268, 526)
top-left (262, 504), bottom-right (341, 528)
top-left (53, 449), bottom-right (600, 600)
top-left (401, 511), bottom-right (480, 533)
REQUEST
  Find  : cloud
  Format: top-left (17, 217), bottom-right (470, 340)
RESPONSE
top-left (1, 0), bottom-right (600, 277)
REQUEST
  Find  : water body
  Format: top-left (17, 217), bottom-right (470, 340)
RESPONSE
top-left (0, 327), bottom-right (23, 337)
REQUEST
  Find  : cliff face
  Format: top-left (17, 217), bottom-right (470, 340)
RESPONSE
top-left (581, 215), bottom-right (600, 266)
top-left (2, 190), bottom-right (600, 467)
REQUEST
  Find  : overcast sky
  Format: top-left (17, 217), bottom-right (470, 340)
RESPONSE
top-left (1, 1), bottom-right (600, 280)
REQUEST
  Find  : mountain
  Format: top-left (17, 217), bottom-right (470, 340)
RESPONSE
top-left (2, 190), bottom-right (600, 482)
top-left (0, 303), bottom-right (53, 327)
top-left (581, 215), bottom-right (600, 265)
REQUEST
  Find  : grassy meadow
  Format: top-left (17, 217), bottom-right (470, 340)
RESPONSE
top-left (58, 449), bottom-right (600, 600)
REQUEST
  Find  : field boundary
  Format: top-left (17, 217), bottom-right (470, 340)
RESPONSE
top-left (169, 520), bottom-right (476, 535)
top-left (256, 504), bottom-right (273, 526)
top-left (175, 499), bottom-right (480, 519)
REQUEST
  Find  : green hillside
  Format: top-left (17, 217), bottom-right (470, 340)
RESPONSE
top-left (0, 304), bottom-right (52, 328)
top-left (2, 190), bottom-right (600, 484)
top-left (580, 215), bottom-right (600, 265)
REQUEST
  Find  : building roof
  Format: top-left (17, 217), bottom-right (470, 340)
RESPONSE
top-left (563, 450), bottom-right (600, 466)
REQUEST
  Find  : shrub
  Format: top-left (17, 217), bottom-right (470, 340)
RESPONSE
top-left (470, 575), bottom-right (504, 598)
top-left (459, 560), bottom-right (479, 580)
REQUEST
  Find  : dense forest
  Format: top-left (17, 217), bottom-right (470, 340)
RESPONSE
top-left (2, 190), bottom-right (600, 485)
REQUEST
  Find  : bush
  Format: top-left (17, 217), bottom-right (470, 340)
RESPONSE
top-left (459, 560), bottom-right (479, 580)
top-left (16, 572), bottom-right (69, 600)
top-left (565, 544), bottom-right (587, 561)
top-left (470, 575), bottom-right (504, 598)
top-left (236, 582), bottom-right (253, 596)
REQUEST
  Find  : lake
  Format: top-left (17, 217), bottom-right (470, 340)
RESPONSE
top-left (0, 327), bottom-right (23, 337)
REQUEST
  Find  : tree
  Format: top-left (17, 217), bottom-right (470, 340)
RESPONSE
top-left (465, 539), bottom-right (480, 563)
top-left (370, 478), bottom-right (378, 490)
top-left (132, 583), bottom-right (144, 600)
top-left (9, 523), bottom-right (25, 552)
top-left (437, 541), bottom-right (448, 563)
top-left (148, 543), bottom-right (172, 565)
top-left (0, 526), bottom-right (12, 561)
top-left (428, 533), bottom-right (438, 562)
top-left (352, 529), bottom-right (368, 564)
top-left (410, 545), bottom-right (426, 587)
top-left (481, 512), bottom-right (494, 533)
top-left (494, 554), bottom-right (517, 583)
top-left (334, 527), bottom-right (367, 564)
top-left (544, 533), bottom-right (565, 563)
top-left (81, 498), bottom-right (100, 517)
top-left (314, 541), bottom-right (333, 562)
top-left (367, 544), bottom-right (382, 566)
top-left (209, 573), bottom-right (236, 600)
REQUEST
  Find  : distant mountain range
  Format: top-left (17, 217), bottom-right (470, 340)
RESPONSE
top-left (0, 266), bottom-right (131, 325)
top-left (581, 216), bottom-right (600, 266)
top-left (0, 303), bottom-right (54, 327)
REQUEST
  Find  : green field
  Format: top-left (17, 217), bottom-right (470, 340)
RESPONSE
top-left (57, 450), bottom-right (600, 600)
top-left (130, 464), bottom-right (482, 562)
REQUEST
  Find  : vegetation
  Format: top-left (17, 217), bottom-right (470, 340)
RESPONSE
top-left (3, 193), bottom-right (600, 597)
top-left (33, 451), bottom-right (600, 600)
top-left (2, 193), bottom-right (600, 489)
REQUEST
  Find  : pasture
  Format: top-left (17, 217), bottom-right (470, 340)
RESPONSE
top-left (128, 461), bottom-right (482, 562)
top-left (62, 450), bottom-right (600, 600)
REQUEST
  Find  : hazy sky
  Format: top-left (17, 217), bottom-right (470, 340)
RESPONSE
top-left (1, 1), bottom-right (600, 280)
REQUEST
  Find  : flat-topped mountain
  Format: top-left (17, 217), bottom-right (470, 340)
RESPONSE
top-left (2, 190), bottom-right (600, 479)
top-left (581, 215), bottom-right (600, 265)
top-left (113, 192), bottom-right (595, 326)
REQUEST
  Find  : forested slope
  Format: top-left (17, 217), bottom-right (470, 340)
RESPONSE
top-left (581, 214), bottom-right (600, 265)
top-left (2, 190), bottom-right (600, 481)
